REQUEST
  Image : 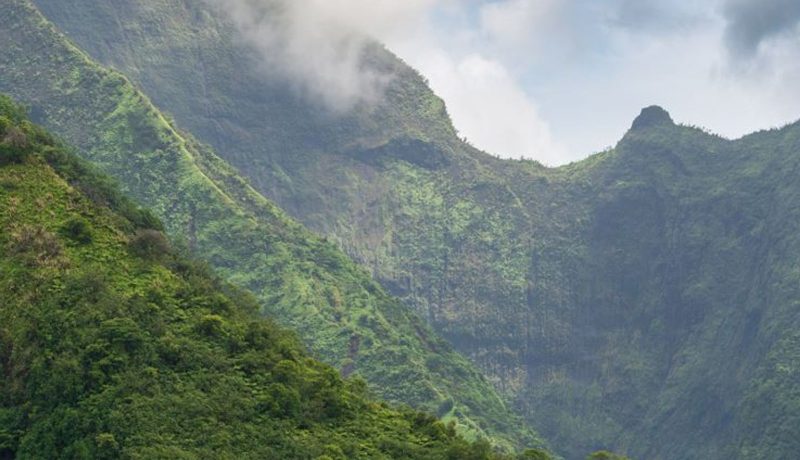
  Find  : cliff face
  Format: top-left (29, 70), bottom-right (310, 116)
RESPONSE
top-left (24, 1), bottom-right (800, 458)
top-left (0, 0), bottom-right (545, 452)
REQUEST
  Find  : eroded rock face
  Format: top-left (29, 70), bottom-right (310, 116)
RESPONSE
top-left (630, 105), bottom-right (674, 131)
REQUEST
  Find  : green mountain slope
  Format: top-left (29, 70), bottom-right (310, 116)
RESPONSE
top-left (0, 94), bottom-right (533, 459)
top-left (0, 0), bottom-right (546, 452)
top-left (26, 1), bottom-right (800, 459)
top-left (561, 112), bottom-right (800, 460)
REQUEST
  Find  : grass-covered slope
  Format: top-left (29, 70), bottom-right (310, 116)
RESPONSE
top-left (26, 1), bottom-right (800, 458)
top-left (0, 95), bottom-right (536, 459)
top-left (0, 0), bottom-right (545, 452)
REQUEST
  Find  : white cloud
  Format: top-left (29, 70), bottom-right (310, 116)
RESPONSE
top-left (208, 0), bottom-right (800, 165)
top-left (450, 55), bottom-right (565, 163)
top-left (207, 0), bottom-right (565, 162)
top-left (205, 0), bottom-right (438, 111)
top-left (465, 0), bottom-right (800, 161)
top-left (414, 51), bottom-right (566, 163)
top-left (380, 1), bottom-right (568, 162)
top-left (478, 0), bottom-right (559, 51)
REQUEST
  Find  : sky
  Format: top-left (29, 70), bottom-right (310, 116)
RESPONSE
top-left (210, 0), bottom-right (800, 166)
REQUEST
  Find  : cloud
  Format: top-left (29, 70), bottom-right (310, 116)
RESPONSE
top-left (478, 0), bottom-right (560, 51)
top-left (205, 0), bottom-right (437, 111)
top-left (205, 0), bottom-right (800, 165)
top-left (723, 0), bottom-right (800, 58)
top-left (609, 0), bottom-right (707, 35)
top-left (413, 51), bottom-right (566, 163)
top-left (381, 0), bottom-right (567, 162)
top-left (466, 0), bottom-right (800, 162)
top-left (450, 55), bottom-right (565, 164)
top-left (207, 0), bottom-right (565, 162)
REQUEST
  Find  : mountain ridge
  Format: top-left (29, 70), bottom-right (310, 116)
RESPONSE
top-left (11, 0), bottom-right (800, 458)
top-left (0, 0), bottom-right (546, 452)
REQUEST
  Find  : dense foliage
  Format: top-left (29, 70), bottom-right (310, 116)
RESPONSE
top-left (25, 1), bottom-right (800, 459)
top-left (0, 95), bottom-right (551, 459)
top-left (0, 0), bottom-right (545, 452)
top-left (7, 0), bottom-right (800, 458)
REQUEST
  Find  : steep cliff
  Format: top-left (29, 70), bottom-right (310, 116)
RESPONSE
top-left (0, 0), bottom-right (545, 451)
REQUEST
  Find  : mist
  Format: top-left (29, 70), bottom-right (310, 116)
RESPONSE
top-left (205, 0), bottom-right (436, 112)
top-left (204, 0), bottom-right (800, 165)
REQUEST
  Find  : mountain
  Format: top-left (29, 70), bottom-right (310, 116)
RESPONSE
top-left (0, 93), bottom-right (541, 459)
top-left (23, 1), bottom-right (800, 459)
top-left (0, 0), bottom-right (546, 453)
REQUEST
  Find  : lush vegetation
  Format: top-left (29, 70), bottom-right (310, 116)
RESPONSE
top-left (0, 95), bottom-right (557, 459)
top-left (10, 0), bottom-right (800, 458)
top-left (27, 1), bottom-right (800, 458)
top-left (0, 0), bottom-right (546, 452)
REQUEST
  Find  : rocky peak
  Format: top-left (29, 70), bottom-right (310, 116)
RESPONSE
top-left (631, 105), bottom-right (674, 131)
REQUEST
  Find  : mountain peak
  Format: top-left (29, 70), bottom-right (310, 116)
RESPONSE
top-left (631, 106), bottom-right (674, 131)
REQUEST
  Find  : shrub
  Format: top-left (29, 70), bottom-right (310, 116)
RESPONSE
top-left (196, 314), bottom-right (225, 337)
top-left (266, 383), bottom-right (301, 418)
top-left (100, 318), bottom-right (145, 353)
top-left (0, 126), bottom-right (30, 164)
top-left (3, 126), bottom-right (28, 150)
top-left (61, 267), bottom-right (110, 305)
top-left (94, 433), bottom-right (120, 460)
top-left (437, 398), bottom-right (455, 418)
top-left (127, 208), bottom-right (163, 231)
top-left (9, 225), bottom-right (66, 268)
top-left (60, 217), bottom-right (92, 244)
top-left (129, 229), bottom-right (170, 260)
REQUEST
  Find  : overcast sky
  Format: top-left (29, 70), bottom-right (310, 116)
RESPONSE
top-left (377, 0), bottom-right (800, 165)
top-left (212, 0), bottom-right (800, 165)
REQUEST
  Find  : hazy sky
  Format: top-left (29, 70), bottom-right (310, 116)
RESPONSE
top-left (212, 0), bottom-right (800, 165)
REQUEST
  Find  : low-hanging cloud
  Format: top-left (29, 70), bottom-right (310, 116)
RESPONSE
top-left (202, 0), bottom-right (800, 165)
top-left (723, 0), bottom-right (800, 58)
top-left (204, 0), bottom-right (437, 111)
top-left (204, 0), bottom-right (566, 162)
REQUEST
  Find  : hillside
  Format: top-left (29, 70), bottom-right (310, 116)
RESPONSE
top-left (0, 94), bottom-right (543, 459)
top-left (0, 0), bottom-right (546, 452)
top-left (24, 1), bottom-right (800, 459)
